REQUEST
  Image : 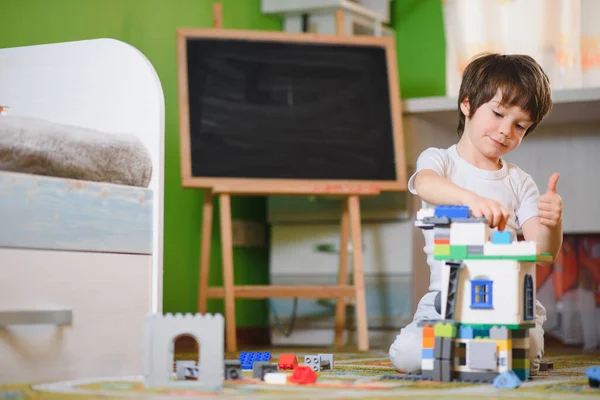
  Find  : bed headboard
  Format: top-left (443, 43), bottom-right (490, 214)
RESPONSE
top-left (0, 38), bottom-right (165, 312)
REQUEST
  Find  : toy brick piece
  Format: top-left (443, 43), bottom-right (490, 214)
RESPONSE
top-left (278, 353), bottom-right (298, 370)
top-left (449, 245), bottom-right (468, 259)
top-left (224, 360), bottom-right (242, 380)
top-left (539, 361), bottom-right (554, 372)
top-left (467, 341), bottom-right (497, 370)
top-left (434, 322), bottom-right (457, 338)
top-left (424, 216), bottom-right (451, 225)
top-left (493, 370), bottom-right (522, 389)
top-left (490, 326), bottom-right (511, 340)
top-left (585, 366), bottom-right (600, 388)
top-left (175, 360), bottom-right (196, 380)
top-left (252, 361), bottom-right (278, 380)
top-left (459, 326), bottom-right (474, 339)
top-left (467, 245), bottom-right (484, 255)
top-left (435, 205), bottom-right (470, 219)
top-left (433, 359), bottom-right (452, 382)
top-left (304, 354), bottom-right (321, 372)
top-left (239, 351), bottom-right (271, 370)
top-left (264, 372), bottom-right (288, 385)
top-left (434, 336), bottom-right (444, 359)
top-left (290, 366), bottom-right (318, 384)
top-left (441, 338), bottom-right (454, 360)
top-left (492, 230), bottom-right (512, 244)
top-left (318, 353), bottom-right (334, 370)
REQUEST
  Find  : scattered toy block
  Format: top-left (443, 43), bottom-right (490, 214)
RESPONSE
top-left (493, 370), bottom-right (521, 389)
top-left (252, 361), bottom-right (278, 380)
top-left (278, 353), bottom-right (298, 370)
top-left (290, 366), bottom-right (317, 384)
top-left (224, 360), bottom-right (242, 380)
top-left (264, 372), bottom-right (288, 385)
top-left (239, 351), bottom-right (271, 370)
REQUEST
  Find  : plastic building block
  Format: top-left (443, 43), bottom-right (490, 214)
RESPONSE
top-left (435, 205), bottom-right (470, 219)
top-left (467, 341), bottom-right (497, 370)
top-left (144, 313), bottom-right (224, 390)
top-left (264, 372), bottom-right (288, 385)
top-left (539, 361), bottom-right (553, 371)
top-left (492, 230), bottom-right (512, 244)
top-left (493, 371), bottom-right (522, 388)
top-left (239, 351), bottom-right (271, 370)
top-left (434, 322), bottom-right (457, 338)
top-left (252, 361), bottom-right (278, 380)
top-left (175, 360), bottom-right (196, 381)
top-left (290, 366), bottom-right (317, 384)
top-left (304, 354), bottom-right (333, 372)
top-left (585, 366), bottom-right (600, 388)
top-left (278, 353), bottom-right (298, 370)
top-left (304, 354), bottom-right (321, 372)
top-left (224, 360), bottom-right (242, 380)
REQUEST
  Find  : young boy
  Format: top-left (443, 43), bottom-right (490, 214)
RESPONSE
top-left (389, 53), bottom-right (563, 376)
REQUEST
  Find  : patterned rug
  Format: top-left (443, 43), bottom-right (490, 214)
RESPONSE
top-left (1, 347), bottom-right (599, 399)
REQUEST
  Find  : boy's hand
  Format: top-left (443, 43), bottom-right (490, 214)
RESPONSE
top-left (539, 172), bottom-right (562, 228)
top-left (465, 195), bottom-right (510, 231)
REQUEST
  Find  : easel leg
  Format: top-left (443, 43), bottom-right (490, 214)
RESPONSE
top-left (219, 193), bottom-right (237, 352)
top-left (348, 195), bottom-right (369, 351)
top-left (198, 189), bottom-right (213, 314)
top-left (334, 199), bottom-right (350, 347)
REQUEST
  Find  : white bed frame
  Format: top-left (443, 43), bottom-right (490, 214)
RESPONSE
top-left (0, 39), bottom-right (164, 383)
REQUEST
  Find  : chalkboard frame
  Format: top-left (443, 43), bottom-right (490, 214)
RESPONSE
top-left (177, 28), bottom-right (407, 195)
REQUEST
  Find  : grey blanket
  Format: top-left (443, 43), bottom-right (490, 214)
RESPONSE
top-left (0, 116), bottom-right (152, 187)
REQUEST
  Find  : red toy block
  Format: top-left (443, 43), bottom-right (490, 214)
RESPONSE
top-left (278, 354), bottom-right (298, 370)
top-left (289, 366), bottom-right (317, 384)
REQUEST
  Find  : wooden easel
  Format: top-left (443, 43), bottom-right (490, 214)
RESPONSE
top-left (195, 4), bottom-right (373, 353)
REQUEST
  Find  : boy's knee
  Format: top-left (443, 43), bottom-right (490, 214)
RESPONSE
top-left (389, 327), bottom-right (423, 373)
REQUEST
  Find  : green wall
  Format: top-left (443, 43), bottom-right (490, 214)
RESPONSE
top-left (0, 0), bottom-right (445, 328)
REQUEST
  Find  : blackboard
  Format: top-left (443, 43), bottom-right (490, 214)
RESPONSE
top-left (177, 29), bottom-right (406, 194)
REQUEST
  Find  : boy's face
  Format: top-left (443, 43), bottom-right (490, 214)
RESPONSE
top-left (461, 90), bottom-right (533, 159)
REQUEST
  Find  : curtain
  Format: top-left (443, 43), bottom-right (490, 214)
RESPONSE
top-left (442, 0), bottom-right (600, 96)
top-left (536, 234), bottom-right (600, 350)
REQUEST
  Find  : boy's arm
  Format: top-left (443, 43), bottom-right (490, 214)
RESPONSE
top-left (414, 169), bottom-right (510, 230)
top-left (521, 173), bottom-right (563, 260)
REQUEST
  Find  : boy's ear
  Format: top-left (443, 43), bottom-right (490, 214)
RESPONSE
top-left (460, 98), bottom-right (470, 117)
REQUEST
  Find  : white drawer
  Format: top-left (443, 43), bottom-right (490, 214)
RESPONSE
top-left (0, 248), bottom-right (152, 384)
top-left (269, 220), bottom-right (414, 276)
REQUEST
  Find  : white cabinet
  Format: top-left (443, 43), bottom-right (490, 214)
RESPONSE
top-left (0, 248), bottom-right (152, 384)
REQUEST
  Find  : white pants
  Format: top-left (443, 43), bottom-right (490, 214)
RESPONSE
top-left (389, 291), bottom-right (547, 375)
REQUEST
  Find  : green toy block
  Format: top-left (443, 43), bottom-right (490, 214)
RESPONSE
top-left (450, 245), bottom-right (468, 259)
top-left (434, 244), bottom-right (450, 256)
top-left (434, 322), bottom-right (457, 338)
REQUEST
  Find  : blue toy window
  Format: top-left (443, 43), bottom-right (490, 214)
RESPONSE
top-left (471, 280), bottom-right (493, 309)
top-left (524, 274), bottom-right (534, 320)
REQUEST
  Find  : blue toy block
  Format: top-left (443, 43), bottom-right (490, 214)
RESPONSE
top-left (421, 348), bottom-right (434, 359)
top-left (458, 326), bottom-right (474, 339)
top-left (434, 205), bottom-right (470, 219)
top-left (585, 366), bottom-right (600, 388)
top-left (492, 231), bottom-right (512, 244)
top-left (239, 351), bottom-right (271, 370)
top-left (493, 370), bottom-right (522, 389)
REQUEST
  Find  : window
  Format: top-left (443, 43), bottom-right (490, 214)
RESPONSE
top-left (471, 280), bottom-right (493, 309)
top-left (524, 274), bottom-right (534, 320)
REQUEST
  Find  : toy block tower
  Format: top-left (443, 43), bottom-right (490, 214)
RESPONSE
top-left (413, 205), bottom-right (552, 383)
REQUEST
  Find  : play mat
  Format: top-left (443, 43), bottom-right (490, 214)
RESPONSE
top-left (1, 347), bottom-right (599, 399)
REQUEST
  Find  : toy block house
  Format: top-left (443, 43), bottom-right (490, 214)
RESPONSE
top-left (414, 205), bottom-right (552, 384)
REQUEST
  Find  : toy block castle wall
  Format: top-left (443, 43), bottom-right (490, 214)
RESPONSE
top-left (144, 313), bottom-right (224, 389)
top-left (440, 259), bottom-right (537, 326)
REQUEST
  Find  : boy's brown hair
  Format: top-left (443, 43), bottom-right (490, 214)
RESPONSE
top-left (457, 53), bottom-right (553, 138)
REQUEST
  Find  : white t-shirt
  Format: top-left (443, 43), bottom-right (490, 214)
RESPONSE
top-left (408, 145), bottom-right (540, 292)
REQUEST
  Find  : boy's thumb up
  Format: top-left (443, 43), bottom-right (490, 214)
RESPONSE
top-left (547, 172), bottom-right (560, 194)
